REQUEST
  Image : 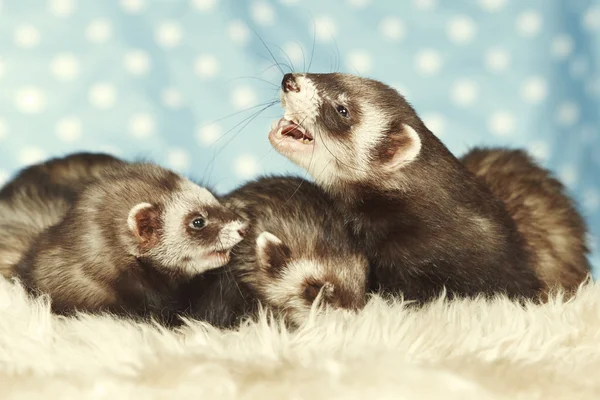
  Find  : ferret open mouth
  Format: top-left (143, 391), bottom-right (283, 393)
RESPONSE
top-left (269, 118), bottom-right (314, 145)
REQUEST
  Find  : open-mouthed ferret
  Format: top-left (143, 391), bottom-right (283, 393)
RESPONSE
top-left (14, 161), bottom-right (246, 319)
top-left (269, 72), bottom-right (547, 303)
top-left (0, 153), bottom-right (126, 279)
top-left (461, 147), bottom-right (592, 294)
top-left (179, 176), bottom-right (369, 328)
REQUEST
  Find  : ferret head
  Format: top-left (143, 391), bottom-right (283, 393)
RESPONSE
top-left (246, 231), bottom-right (368, 326)
top-left (270, 73), bottom-right (427, 190)
top-left (126, 179), bottom-right (247, 276)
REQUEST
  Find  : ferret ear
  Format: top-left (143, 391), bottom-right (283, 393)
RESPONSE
top-left (383, 124), bottom-right (422, 171)
top-left (127, 202), bottom-right (160, 250)
top-left (255, 231), bottom-right (292, 274)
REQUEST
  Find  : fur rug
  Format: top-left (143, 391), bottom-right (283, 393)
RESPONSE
top-left (1, 277), bottom-right (599, 400)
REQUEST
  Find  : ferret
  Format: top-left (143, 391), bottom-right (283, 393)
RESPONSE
top-left (269, 72), bottom-right (547, 303)
top-left (460, 147), bottom-right (592, 294)
top-left (14, 161), bottom-right (246, 320)
top-left (179, 176), bottom-right (369, 328)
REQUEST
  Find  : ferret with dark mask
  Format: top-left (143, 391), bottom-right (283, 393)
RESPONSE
top-left (12, 161), bottom-right (246, 319)
top-left (179, 176), bottom-right (369, 328)
top-left (461, 147), bottom-right (591, 295)
top-left (269, 72), bottom-right (552, 303)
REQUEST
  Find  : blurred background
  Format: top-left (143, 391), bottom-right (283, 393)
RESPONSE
top-left (0, 0), bottom-right (598, 273)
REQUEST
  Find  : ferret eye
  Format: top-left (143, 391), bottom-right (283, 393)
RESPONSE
top-left (336, 105), bottom-right (349, 118)
top-left (190, 217), bottom-right (206, 230)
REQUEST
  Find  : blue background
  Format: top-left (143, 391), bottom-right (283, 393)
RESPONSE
top-left (0, 0), bottom-right (598, 274)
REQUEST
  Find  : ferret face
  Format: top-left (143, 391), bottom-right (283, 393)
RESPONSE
top-left (269, 73), bottom-right (423, 188)
top-left (252, 232), bottom-right (367, 326)
top-left (128, 180), bottom-right (247, 275)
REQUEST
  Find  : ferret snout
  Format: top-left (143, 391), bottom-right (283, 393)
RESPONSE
top-left (282, 73), bottom-right (300, 93)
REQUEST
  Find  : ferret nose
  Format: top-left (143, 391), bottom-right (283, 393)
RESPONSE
top-left (282, 73), bottom-right (300, 93)
top-left (237, 227), bottom-right (247, 238)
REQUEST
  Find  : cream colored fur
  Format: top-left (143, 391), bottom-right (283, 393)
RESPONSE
top-left (1, 275), bottom-right (599, 399)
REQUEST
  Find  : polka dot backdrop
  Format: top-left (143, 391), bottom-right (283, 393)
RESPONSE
top-left (0, 0), bottom-right (599, 273)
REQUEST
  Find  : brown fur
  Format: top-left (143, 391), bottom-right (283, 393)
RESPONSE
top-left (180, 176), bottom-right (369, 328)
top-left (274, 73), bottom-right (547, 303)
top-left (461, 147), bottom-right (592, 294)
top-left (5, 157), bottom-right (243, 323)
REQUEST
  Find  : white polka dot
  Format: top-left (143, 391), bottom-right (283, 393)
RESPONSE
top-left (230, 86), bottom-right (258, 110)
top-left (120, 0), bottom-right (145, 13)
top-left (583, 188), bottom-right (600, 212)
top-left (50, 53), bottom-right (79, 81)
top-left (556, 102), bottom-right (580, 126)
top-left (583, 6), bottom-right (600, 31)
top-left (15, 86), bottom-right (46, 114)
top-left (569, 57), bottom-right (588, 78)
top-left (196, 122), bottom-right (223, 146)
top-left (347, 0), bottom-right (371, 7)
top-left (124, 50), bottom-right (151, 76)
top-left (415, 49), bottom-right (442, 75)
top-left (191, 0), bottom-right (218, 12)
top-left (0, 170), bottom-right (9, 187)
top-left (450, 79), bottom-right (479, 107)
top-left (89, 83), bottom-right (117, 109)
top-left (413, 0), bottom-right (436, 10)
top-left (86, 19), bottom-right (112, 43)
top-left (0, 60), bottom-right (4, 79)
top-left (516, 10), bottom-right (542, 37)
top-left (314, 16), bottom-right (337, 42)
top-left (279, 0), bottom-right (300, 4)
top-left (166, 148), bottom-right (190, 171)
top-left (346, 50), bottom-right (372, 75)
top-left (55, 116), bottom-right (82, 142)
top-left (551, 34), bottom-right (574, 59)
top-left (0, 119), bottom-right (7, 141)
top-left (251, 1), bottom-right (275, 26)
top-left (521, 77), bottom-right (548, 104)
top-left (14, 25), bottom-right (40, 48)
top-left (557, 164), bottom-right (578, 187)
top-left (447, 15), bottom-right (477, 44)
top-left (155, 21), bottom-right (183, 48)
top-left (488, 111), bottom-right (515, 137)
top-left (526, 140), bottom-right (551, 163)
top-left (283, 41), bottom-right (305, 65)
top-left (162, 88), bottom-right (184, 109)
top-left (18, 147), bottom-right (47, 166)
top-left (478, 0), bottom-right (506, 12)
top-left (422, 113), bottom-right (446, 137)
top-left (228, 20), bottom-right (250, 45)
top-left (379, 17), bottom-right (405, 41)
top-left (49, 0), bottom-right (75, 17)
top-left (194, 54), bottom-right (219, 79)
top-left (129, 113), bottom-right (155, 138)
top-left (234, 154), bottom-right (260, 179)
top-left (484, 48), bottom-right (510, 73)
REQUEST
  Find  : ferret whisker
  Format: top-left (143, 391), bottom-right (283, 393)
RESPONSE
top-left (272, 44), bottom-right (296, 73)
top-left (203, 101), bottom-right (278, 181)
top-left (202, 99), bottom-right (281, 126)
top-left (252, 29), bottom-right (290, 76)
top-left (307, 16), bottom-right (317, 73)
top-left (226, 76), bottom-right (279, 88)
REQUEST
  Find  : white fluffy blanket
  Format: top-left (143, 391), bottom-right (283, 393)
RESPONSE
top-left (1, 277), bottom-right (599, 400)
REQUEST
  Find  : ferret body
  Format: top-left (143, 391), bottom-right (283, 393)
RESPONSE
top-left (270, 72), bottom-right (548, 303)
top-left (180, 176), bottom-right (369, 328)
top-left (461, 147), bottom-right (591, 294)
top-left (12, 160), bottom-right (246, 320)
top-left (0, 153), bottom-right (127, 279)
